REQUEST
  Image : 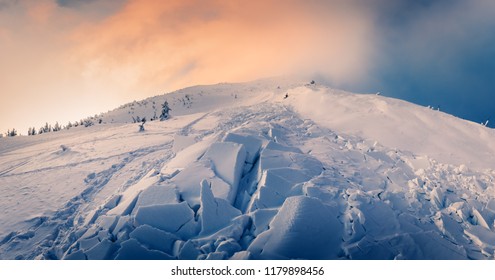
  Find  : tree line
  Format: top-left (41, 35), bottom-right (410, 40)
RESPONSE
top-left (2, 101), bottom-right (172, 137)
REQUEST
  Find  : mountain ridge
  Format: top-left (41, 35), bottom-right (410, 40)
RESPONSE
top-left (1, 78), bottom-right (494, 259)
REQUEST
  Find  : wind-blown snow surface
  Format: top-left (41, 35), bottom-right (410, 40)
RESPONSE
top-left (1, 78), bottom-right (495, 260)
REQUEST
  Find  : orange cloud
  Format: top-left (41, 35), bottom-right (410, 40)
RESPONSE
top-left (69, 0), bottom-right (375, 96)
top-left (0, 0), bottom-right (377, 134)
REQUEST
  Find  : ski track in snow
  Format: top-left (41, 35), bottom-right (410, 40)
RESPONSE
top-left (1, 78), bottom-right (495, 259)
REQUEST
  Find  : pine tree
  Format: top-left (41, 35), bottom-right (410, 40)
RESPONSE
top-left (44, 122), bottom-right (50, 133)
top-left (138, 118), bottom-right (146, 132)
top-left (53, 122), bottom-right (61, 132)
top-left (160, 101), bottom-right (171, 121)
top-left (8, 128), bottom-right (17, 137)
top-left (84, 119), bottom-right (94, 127)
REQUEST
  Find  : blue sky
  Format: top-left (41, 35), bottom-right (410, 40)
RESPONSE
top-left (351, 0), bottom-right (495, 127)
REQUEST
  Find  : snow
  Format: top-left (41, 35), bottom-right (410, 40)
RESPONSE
top-left (202, 142), bottom-right (247, 203)
top-left (134, 202), bottom-right (197, 239)
top-left (129, 225), bottom-right (178, 254)
top-left (115, 238), bottom-right (174, 260)
top-left (1, 77), bottom-right (495, 259)
top-left (248, 196), bottom-right (342, 259)
top-left (198, 179), bottom-right (241, 235)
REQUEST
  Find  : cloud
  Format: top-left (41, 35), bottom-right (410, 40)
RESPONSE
top-left (68, 0), bottom-right (376, 94)
top-left (2, 0), bottom-right (494, 133)
top-left (356, 0), bottom-right (495, 124)
top-left (56, 0), bottom-right (92, 8)
top-left (0, 0), bottom-right (18, 10)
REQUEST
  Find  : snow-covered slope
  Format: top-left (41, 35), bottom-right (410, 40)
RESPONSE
top-left (1, 78), bottom-right (494, 260)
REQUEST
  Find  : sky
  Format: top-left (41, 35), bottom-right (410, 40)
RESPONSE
top-left (1, 0), bottom-right (495, 135)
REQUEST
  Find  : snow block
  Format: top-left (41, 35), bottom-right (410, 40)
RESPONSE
top-left (409, 231), bottom-right (467, 259)
top-left (95, 215), bottom-right (118, 232)
top-left (248, 196), bottom-right (342, 259)
top-left (103, 195), bottom-right (121, 209)
top-left (486, 199), bottom-right (495, 213)
top-left (471, 208), bottom-right (490, 229)
top-left (230, 251), bottom-right (252, 260)
top-left (200, 215), bottom-right (251, 243)
top-left (344, 235), bottom-right (400, 260)
top-left (355, 202), bottom-right (400, 238)
top-left (252, 209), bottom-right (278, 236)
top-left (115, 239), bottom-right (175, 260)
top-left (202, 142), bottom-right (247, 204)
top-left (199, 179), bottom-right (241, 235)
top-left (464, 225), bottom-right (495, 250)
top-left (108, 169), bottom-right (161, 216)
top-left (129, 224), bottom-right (179, 255)
top-left (249, 168), bottom-right (311, 210)
top-left (430, 187), bottom-right (444, 209)
top-left (215, 238), bottom-right (242, 257)
top-left (206, 252), bottom-right (226, 260)
top-left (112, 215), bottom-right (132, 236)
top-left (79, 236), bottom-right (100, 251)
top-left (258, 148), bottom-right (322, 179)
top-left (178, 240), bottom-right (201, 260)
top-left (134, 202), bottom-right (197, 239)
top-left (84, 239), bottom-right (117, 260)
top-left (258, 149), bottom-right (294, 173)
top-left (131, 183), bottom-right (180, 215)
top-left (63, 250), bottom-right (87, 260)
top-left (171, 160), bottom-right (231, 207)
top-left (223, 133), bottom-right (262, 164)
top-left (161, 135), bottom-right (215, 176)
top-left (264, 141), bottom-right (302, 153)
top-left (433, 212), bottom-right (465, 243)
top-left (199, 180), bottom-right (241, 234)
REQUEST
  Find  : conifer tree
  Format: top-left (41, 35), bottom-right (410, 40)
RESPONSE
top-left (160, 101), bottom-right (171, 121)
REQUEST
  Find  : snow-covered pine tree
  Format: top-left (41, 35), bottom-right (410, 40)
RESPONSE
top-left (53, 122), bottom-right (61, 132)
top-left (160, 101), bottom-right (171, 121)
top-left (8, 128), bottom-right (17, 137)
top-left (138, 118), bottom-right (146, 132)
top-left (84, 119), bottom-right (94, 127)
top-left (43, 122), bottom-right (50, 133)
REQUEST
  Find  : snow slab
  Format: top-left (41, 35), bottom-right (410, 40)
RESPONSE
top-left (134, 202), bottom-right (197, 239)
top-left (223, 133), bottom-right (263, 164)
top-left (198, 179), bottom-right (242, 235)
top-left (248, 196), bottom-right (342, 259)
top-left (129, 224), bottom-right (178, 254)
top-left (202, 142), bottom-right (247, 203)
top-left (160, 135), bottom-right (215, 177)
top-left (115, 238), bottom-right (174, 260)
top-left (131, 183), bottom-right (180, 215)
top-left (171, 160), bottom-right (232, 207)
top-left (107, 169), bottom-right (161, 216)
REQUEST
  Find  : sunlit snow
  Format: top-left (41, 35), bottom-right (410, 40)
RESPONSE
top-left (1, 78), bottom-right (495, 259)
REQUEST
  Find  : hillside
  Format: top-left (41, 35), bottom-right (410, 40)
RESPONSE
top-left (1, 78), bottom-right (494, 260)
